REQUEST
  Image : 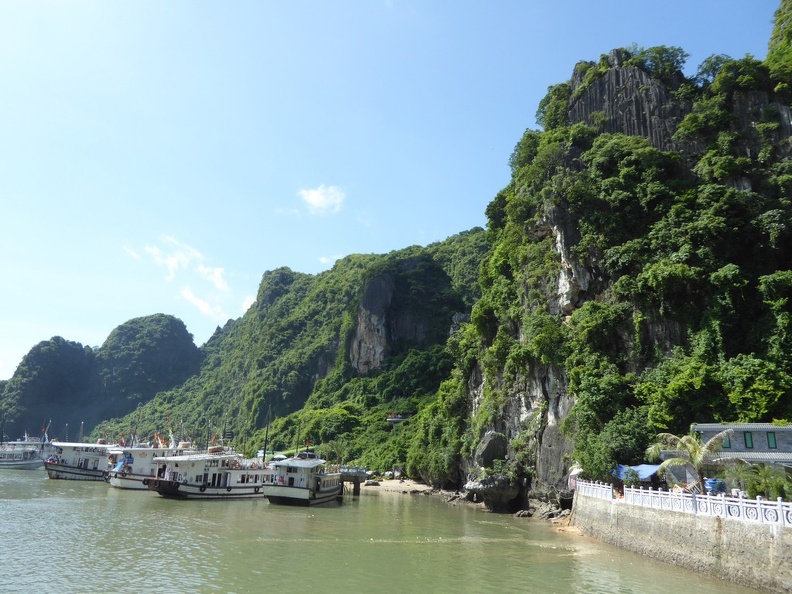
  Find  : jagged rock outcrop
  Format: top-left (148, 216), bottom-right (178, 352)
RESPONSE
top-left (544, 202), bottom-right (594, 316)
top-left (568, 49), bottom-right (694, 152)
top-left (730, 90), bottom-right (792, 159)
top-left (569, 48), bottom-right (792, 160)
top-left (463, 474), bottom-right (520, 511)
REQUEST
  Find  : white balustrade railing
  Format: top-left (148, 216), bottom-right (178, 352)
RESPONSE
top-left (623, 485), bottom-right (792, 527)
top-left (575, 480), bottom-right (614, 500)
top-left (575, 480), bottom-right (792, 528)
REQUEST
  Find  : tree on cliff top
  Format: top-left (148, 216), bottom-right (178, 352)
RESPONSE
top-left (767, 0), bottom-right (792, 86)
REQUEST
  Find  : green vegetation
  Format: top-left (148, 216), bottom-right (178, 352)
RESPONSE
top-left (646, 429), bottom-right (733, 490)
top-left (3, 6), bottom-right (792, 494)
top-left (463, 29), bottom-right (792, 484)
top-left (0, 315), bottom-right (200, 441)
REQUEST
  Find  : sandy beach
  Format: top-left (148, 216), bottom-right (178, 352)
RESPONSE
top-left (358, 477), bottom-right (437, 495)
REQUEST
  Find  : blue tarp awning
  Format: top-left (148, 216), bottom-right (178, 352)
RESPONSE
top-left (611, 464), bottom-right (661, 481)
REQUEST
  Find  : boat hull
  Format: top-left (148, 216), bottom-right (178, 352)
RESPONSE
top-left (0, 459), bottom-right (44, 471)
top-left (263, 484), bottom-right (343, 506)
top-left (108, 473), bottom-right (151, 490)
top-left (44, 462), bottom-right (107, 481)
top-left (146, 478), bottom-right (266, 500)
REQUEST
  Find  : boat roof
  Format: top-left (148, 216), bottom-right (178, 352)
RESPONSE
top-left (153, 451), bottom-right (243, 463)
top-left (116, 446), bottom-right (194, 454)
top-left (272, 456), bottom-right (327, 469)
top-left (49, 441), bottom-right (115, 448)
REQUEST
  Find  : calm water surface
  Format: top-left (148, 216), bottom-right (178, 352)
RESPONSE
top-left (1, 471), bottom-right (759, 593)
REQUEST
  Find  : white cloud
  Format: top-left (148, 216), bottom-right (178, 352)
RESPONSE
top-left (181, 287), bottom-right (229, 322)
top-left (298, 184), bottom-right (345, 215)
top-left (241, 295), bottom-right (256, 313)
top-left (144, 237), bottom-right (203, 280)
top-left (318, 254), bottom-right (343, 267)
top-left (197, 264), bottom-right (229, 292)
top-left (123, 246), bottom-right (141, 260)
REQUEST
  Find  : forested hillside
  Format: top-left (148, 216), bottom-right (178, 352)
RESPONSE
top-left (422, 2), bottom-right (792, 496)
top-left (0, 314), bottom-right (201, 440)
top-left (89, 230), bottom-right (487, 458)
top-left (3, 2), bottom-right (792, 507)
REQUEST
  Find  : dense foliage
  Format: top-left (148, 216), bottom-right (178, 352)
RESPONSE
top-left (88, 230), bottom-right (489, 470)
top-left (0, 315), bottom-right (200, 440)
top-left (3, 5), bottom-right (792, 494)
top-left (462, 37), bottom-right (792, 483)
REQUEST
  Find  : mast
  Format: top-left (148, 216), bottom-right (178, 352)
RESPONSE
top-left (262, 406), bottom-right (271, 461)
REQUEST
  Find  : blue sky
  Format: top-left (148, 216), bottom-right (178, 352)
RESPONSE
top-left (0, 1), bottom-right (778, 380)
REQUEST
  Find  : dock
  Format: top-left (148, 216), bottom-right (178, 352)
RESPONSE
top-left (340, 466), bottom-right (368, 495)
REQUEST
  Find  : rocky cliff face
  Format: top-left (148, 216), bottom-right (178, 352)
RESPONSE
top-left (568, 49), bottom-right (694, 152)
top-left (349, 274), bottom-right (395, 374)
top-left (348, 268), bottom-right (450, 374)
top-left (569, 49), bottom-right (792, 160)
top-left (466, 48), bottom-right (792, 502)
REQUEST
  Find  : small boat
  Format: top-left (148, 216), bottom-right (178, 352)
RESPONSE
top-left (107, 441), bottom-right (198, 490)
top-left (262, 451), bottom-right (342, 506)
top-left (146, 446), bottom-right (274, 499)
top-left (44, 440), bottom-right (115, 481)
top-left (0, 433), bottom-right (47, 470)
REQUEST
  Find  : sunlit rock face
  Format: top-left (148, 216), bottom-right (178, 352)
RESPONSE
top-left (349, 274), bottom-right (394, 375)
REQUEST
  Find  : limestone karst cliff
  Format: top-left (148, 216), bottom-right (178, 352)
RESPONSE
top-left (460, 41), bottom-right (792, 508)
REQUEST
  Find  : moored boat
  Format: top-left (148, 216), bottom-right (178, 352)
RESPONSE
top-left (262, 451), bottom-right (342, 506)
top-left (0, 434), bottom-right (47, 470)
top-left (146, 446), bottom-right (273, 499)
top-left (107, 441), bottom-right (198, 490)
top-left (44, 440), bottom-right (114, 481)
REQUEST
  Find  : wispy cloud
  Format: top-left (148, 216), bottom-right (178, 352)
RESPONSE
top-left (123, 246), bottom-right (141, 260)
top-left (131, 236), bottom-right (248, 328)
top-left (144, 236), bottom-right (203, 280)
top-left (298, 184), bottom-right (345, 215)
top-left (318, 254), bottom-right (344, 268)
top-left (181, 287), bottom-right (229, 322)
top-left (197, 264), bottom-right (229, 292)
top-left (241, 295), bottom-right (256, 313)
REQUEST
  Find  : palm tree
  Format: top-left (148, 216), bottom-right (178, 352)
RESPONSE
top-left (748, 464), bottom-right (788, 499)
top-left (723, 460), bottom-right (753, 494)
top-left (645, 428), bottom-right (733, 490)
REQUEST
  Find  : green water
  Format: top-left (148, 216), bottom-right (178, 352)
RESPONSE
top-left (1, 471), bottom-right (758, 593)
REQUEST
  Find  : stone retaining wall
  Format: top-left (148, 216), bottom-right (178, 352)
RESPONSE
top-left (571, 492), bottom-right (792, 592)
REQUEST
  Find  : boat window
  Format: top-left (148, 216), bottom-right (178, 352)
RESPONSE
top-left (722, 434), bottom-right (730, 448)
top-left (744, 432), bottom-right (753, 449)
top-left (767, 432), bottom-right (777, 449)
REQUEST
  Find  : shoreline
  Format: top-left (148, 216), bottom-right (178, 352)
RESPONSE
top-left (356, 477), bottom-right (581, 534)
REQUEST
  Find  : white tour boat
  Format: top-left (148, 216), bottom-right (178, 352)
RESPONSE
top-left (44, 440), bottom-right (115, 481)
top-left (146, 446), bottom-right (274, 499)
top-left (107, 440), bottom-right (198, 490)
top-left (0, 434), bottom-right (47, 470)
top-left (262, 451), bottom-right (342, 506)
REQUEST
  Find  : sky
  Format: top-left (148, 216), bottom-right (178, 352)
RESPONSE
top-left (0, 1), bottom-right (780, 380)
